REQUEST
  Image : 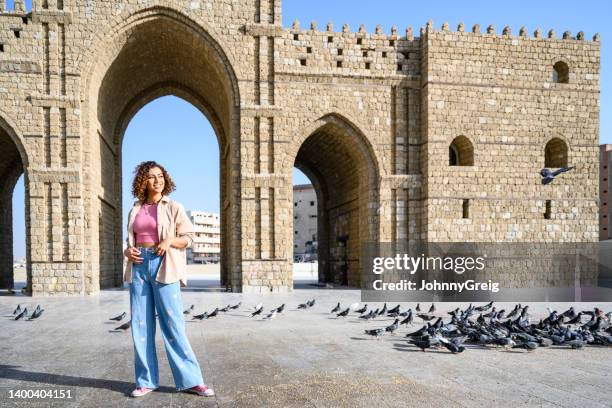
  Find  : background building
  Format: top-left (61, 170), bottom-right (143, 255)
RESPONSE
top-left (187, 211), bottom-right (221, 264)
top-left (600, 145), bottom-right (612, 240)
top-left (293, 184), bottom-right (317, 262)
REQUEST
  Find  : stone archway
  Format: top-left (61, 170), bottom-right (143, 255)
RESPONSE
top-left (0, 116), bottom-right (29, 292)
top-left (82, 8), bottom-right (240, 293)
top-left (290, 114), bottom-right (380, 287)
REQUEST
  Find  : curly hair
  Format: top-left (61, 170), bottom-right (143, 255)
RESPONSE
top-left (131, 161), bottom-right (176, 203)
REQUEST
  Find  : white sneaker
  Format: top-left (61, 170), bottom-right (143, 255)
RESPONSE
top-left (130, 387), bottom-right (155, 397)
top-left (185, 384), bottom-right (215, 397)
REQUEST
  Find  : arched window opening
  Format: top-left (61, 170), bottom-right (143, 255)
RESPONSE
top-left (544, 138), bottom-right (568, 168)
top-left (449, 136), bottom-right (474, 166)
top-left (552, 61), bottom-right (569, 84)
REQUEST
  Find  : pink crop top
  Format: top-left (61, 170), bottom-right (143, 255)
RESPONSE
top-left (133, 203), bottom-right (159, 244)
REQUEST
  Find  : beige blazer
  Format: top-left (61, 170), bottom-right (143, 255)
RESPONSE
top-left (123, 195), bottom-right (195, 287)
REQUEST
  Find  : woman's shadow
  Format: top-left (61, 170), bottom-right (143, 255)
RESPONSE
top-left (0, 364), bottom-right (175, 396)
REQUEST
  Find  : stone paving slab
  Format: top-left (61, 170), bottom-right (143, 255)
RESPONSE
top-left (1, 284), bottom-right (611, 408)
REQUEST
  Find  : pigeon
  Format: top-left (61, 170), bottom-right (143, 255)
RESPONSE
top-left (566, 313), bottom-right (583, 325)
top-left (364, 328), bottom-right (384, 339)
top-left (251, 305), bottom-right (264, 317)
top-left (355, 304), bottom-right (368, 314)
top-left (14, 307), bottom-right (28, 321)
top-left (405, 325), bottom-right (428, 338)
top-left (415, 303), bottom-right (421, 312)
top-left (474, 301), bottom-right (494, 312)
top-left (115, 321), bottom-right (131, 331)
top-left (400, 312), bottom-right (413, 326)
top-left (183, 305), bottom-right (194, 315)
top-left (385, 318), bottom-right (400, 334)
top-left (272, 304), bottom-right (285, 314)
top-left (192, 312), bottom-right (208, 320)
top-left (109, 312), bottom-right (126, 321)
top-left (263, 310), bottom-right (277, 320)
top-left (219, 305), bottom-right (231, 312)
top-left (297, 302), bottom-right (309, 309)
top-left (229, 302), bottom-right (242, 310)
top-left (307, 299), bottom-right (316, 308)
top-left (540, 166), bottom-right (575, 185)
top-left (13, 304), bottom-right (21, 315)
top-left (428, 303), bottom-right (436, 314)
top-left (440, 339), bottom-right (465, 353)
top-left (28, 308), bottom-right (44, 320)
top-left (330, 302), bottom-right (341, 313)
top-left (410, 337), bottom-right (433, 352)
top-left (567, 339), bottom-right (585, 349)
top-left (359, 310), bottom-right (376, 320)
top-left (336, 308), bottom-right (350, 317)
top-left (207, 308), bottom-right (219, 318)
top-left (378, 303), bottom-right (387, 316)
top-left (512, 341), bottom-right (538, 351)
top-left (417, 313), bottom-right (436, 322)
top-left (388, 305), bottom-right (401, 314)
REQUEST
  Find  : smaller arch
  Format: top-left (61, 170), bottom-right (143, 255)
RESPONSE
top-left (552, 61), bottom-right (569, 84)
top-left (449, 136), bottom-right (474, 166)
top-left (544, 137), bottom-right (569, 167)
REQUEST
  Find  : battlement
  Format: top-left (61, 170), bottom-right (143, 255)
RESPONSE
top-left (0, 0), bottom-right (27, 14)
top-left (422, 19), bottom-right (599, 43)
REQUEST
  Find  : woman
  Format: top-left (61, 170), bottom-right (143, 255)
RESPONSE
top-left (123, 161), bottom-right (214, 398)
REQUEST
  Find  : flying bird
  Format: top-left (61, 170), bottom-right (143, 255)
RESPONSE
top-left (540, 166), bottom-right (575, 185)
top-left (109, 312), bottom-right (126, 321)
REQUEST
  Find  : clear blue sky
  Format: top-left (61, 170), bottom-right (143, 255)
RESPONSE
top-left (10, 0), bottom-right (612, 259)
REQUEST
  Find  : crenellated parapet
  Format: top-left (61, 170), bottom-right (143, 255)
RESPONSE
top-left (420, 20), bottom-right (599, 42)
top-left (281, 20), bottom-right (422, 78)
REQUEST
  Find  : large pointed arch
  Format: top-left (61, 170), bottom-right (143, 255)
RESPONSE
top-left (287, 113), bottom-right (380, 287)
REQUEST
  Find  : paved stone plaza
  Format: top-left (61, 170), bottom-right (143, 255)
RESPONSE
top-left (1, 277), bottom-right (610, 408)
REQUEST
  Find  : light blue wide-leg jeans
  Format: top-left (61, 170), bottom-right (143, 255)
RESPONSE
top-left (129, 247), bottom-right (204, 390)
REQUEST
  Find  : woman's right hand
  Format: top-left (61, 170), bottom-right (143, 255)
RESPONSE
top-left (124, 247), bottom-right (143, 264)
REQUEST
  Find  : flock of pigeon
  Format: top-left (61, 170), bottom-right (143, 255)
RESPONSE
top-left (104, 299), bottom-right (612, 353)
top-left (10, 304), bottom-right (44, 321)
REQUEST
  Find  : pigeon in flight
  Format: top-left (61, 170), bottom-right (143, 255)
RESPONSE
top-left (109, 312), bottom-right (126, 321)
top-left (183, 305), bottom-right (194, 315)
top-left (115, 321), bottom-right (131, 331)
top-left (540, 166), bottom-right (575, 185)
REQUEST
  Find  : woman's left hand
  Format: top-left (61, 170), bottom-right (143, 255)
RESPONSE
top-left (156, 238), bottom-right (172, 256)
